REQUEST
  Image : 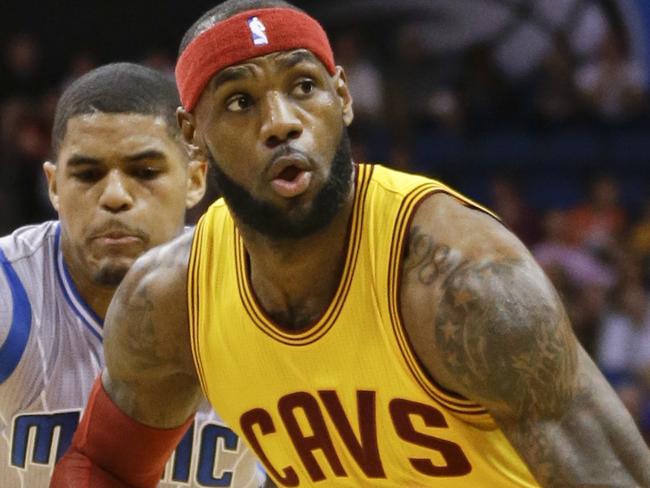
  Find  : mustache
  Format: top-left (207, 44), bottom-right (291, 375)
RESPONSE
top-left (265, 145), bottom-right (314, 170)
top-left (87, 220), bottom-right (148, 241)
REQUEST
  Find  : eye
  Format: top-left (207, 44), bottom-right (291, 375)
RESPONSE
top-left (72, 169), bottom-right (104, 183)
top-left (131, 166), bottom-right (161, 180)
top-left (226, 94), bottom-right (253, 112)
top-left (294, 79), bottom-right (315, 96)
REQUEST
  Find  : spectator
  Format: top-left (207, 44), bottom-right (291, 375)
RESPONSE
top-left (385, 24), bottom-right (448, 142)
top-left (628, 197), bottom-right (650, 287)
top-left (0, 33), bottom-right (47, 98)
top-left (333, 31), bottom-right (384, 125)
top-left (489, 176), bottom-right (540, 246)
top-left (533, 208), bottom-right (614, 354)
top-left (333, 31), bottom-right (388, 162)
top-left (567, 174), bottom-right (627, 255)
top-left (457, 43), bottom-right (516, 131)
top-left (530, 34), bottom-right (585, 126)
top-left (576, 29), bottom-right (647, 122)
top-left (597, 282), bottom-right (650, 401)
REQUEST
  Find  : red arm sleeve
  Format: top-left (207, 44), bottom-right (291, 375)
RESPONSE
top-left (50, 376), bottom-right (193, 488)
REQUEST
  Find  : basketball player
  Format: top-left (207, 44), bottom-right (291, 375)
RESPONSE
top-left (0, 63), bottom-right (267, 487)
top-left (52, 2), bottom-right (650, 487)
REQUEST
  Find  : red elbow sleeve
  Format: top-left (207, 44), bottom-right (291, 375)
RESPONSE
top-left (51, 376), bottom-right (193, 488)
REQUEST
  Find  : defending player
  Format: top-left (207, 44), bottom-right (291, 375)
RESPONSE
top-left (0, 63), bottom-right (266, 487)
top-left (52, 2), bottom-right (650, 487)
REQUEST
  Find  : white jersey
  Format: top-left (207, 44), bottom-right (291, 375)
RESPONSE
top-left (0, 222), bottom-right (264, 488)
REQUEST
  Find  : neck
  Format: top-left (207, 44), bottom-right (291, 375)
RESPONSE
top-left (236, 184), bottom-right (356, 330)
top-left (75, 283), bottom-right (114, 321)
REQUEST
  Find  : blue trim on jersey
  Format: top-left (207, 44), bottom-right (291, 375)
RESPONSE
top-left (53, 225), bottom-right (103, 342)
top-left (0, 248), bottom-right (32, 384)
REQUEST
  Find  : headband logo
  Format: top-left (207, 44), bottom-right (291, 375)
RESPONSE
top-left (247, 16), bottom-right (268, 45)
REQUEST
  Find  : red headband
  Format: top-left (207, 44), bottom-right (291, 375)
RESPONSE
top-left (176, 8), bottom-right (335, 111)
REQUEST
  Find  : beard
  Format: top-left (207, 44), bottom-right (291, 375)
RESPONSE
top-left (93, 263), bottom-right (130, 287)
top-left (92, 254), bottom-right (137, 287)
top-left (208, 130), bottom-right (354, 241)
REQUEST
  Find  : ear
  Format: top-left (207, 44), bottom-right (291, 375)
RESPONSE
top-left (177, 106), bottom-right (200, 148)
top-left (333, 66), bottom-right (354, 126)
top-left (42, 161), bottom-right (59, 212)
top-left (185, 157), bottom-right (208, 209)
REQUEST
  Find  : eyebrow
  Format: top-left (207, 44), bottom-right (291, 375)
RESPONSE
top-left (124, 149), bottom-right (166, 163)
top-left (65, 155), bottom-right (100, 167)
top-left (211, 65), bottom-right (255, 92)
top-left (64, 150), bottom-right (166, 168)
top-left (276, 50), bottom-right (319, 70)
top-left (209, 50), bottom-right (320, 93)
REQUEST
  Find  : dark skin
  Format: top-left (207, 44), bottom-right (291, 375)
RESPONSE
top-left (100, 48), bottom-right (650, 487)
top-left (401, 194), bottom-right (650, 486)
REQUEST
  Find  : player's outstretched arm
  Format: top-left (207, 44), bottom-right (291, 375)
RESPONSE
top-left (51, 233), bottom-right (203, 488)
top-left (434, 245), bottom-right (650, 486)
top-left (402, 195), bottom-right (650, 487)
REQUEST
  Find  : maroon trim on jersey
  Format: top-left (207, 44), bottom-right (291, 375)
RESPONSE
top-left (235, 164), bottom-right (373, 346)
top-left (387, 185), bottom-right (490, 416)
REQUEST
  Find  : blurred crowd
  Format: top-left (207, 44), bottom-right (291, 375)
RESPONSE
top-left (1, 18), bottom-right (650, 441)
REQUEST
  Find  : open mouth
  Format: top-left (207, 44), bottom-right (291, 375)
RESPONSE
top-left (277, 165), bottom-right (302, 182)
top-left (271, 165), bottom-right (312, 198)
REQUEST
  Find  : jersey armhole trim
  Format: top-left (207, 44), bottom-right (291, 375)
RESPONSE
top-left (387, 185), bottom-right (492, 419)
top-left (53, 225), bottom-right (103, 342)
top-left (0, 248), bottom-right (32, 384)
top-left (187, 217), bottom-right (210, 400)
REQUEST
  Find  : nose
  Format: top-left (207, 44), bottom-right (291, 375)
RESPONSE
top-left (259, 92), bottom-right (302, 148)
top-left (99, 170), bottom-right (133, 213)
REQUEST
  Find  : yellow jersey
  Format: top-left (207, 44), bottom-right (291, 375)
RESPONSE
top-left (188, 164), bottom-right (539, 487)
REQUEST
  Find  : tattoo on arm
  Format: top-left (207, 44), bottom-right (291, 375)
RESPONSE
top-left (104, 241), bottom-right (199, 426)
top-left (435, 257), bottom-right (577, 417)
top-left (121, 282), bottom-right (167, 369)
top-left (403, 225), bottom-right (458, 285)
top-left (436, 257), bottom-right (582, 485)
top-left (114, 245), bottom-right (189, 370)
top-left (405, 225), bottom-right (650, 486)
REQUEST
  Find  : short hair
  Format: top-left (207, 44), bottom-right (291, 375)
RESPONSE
top-left (178, 0), bottom-right (302, 58)
top-left (52, 62), bottom-right (180, 158)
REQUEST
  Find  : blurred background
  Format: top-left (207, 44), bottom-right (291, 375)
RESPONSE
top-left (2, 0), bottom-right (650, 441)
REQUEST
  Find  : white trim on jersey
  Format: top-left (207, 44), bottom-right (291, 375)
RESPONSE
top-left (53, 225), bottom-right (103, 342)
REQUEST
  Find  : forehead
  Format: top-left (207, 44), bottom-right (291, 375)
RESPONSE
top-left (211, 49), bottom-right (325, 85)
top-left (59, 113), bottom-right (179, 159)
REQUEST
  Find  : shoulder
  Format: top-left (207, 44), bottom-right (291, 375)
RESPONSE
top-left (412, 191), bottom-right (511, 252)
top-left (121, 229), bottom-right (194, 299)
top-left (401, 192), bottom-right (528, 296)
top-left (402, 193), bottom-right (577, 416)
top-left (0, 222), bottom-right (57, 349)
top-left (0, 222), bottom-right (57, 384)
top-left (0, 221), bottom-right (58, 263)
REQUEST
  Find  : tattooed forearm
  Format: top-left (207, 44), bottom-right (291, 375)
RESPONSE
top-left (103, 236), bottom-right (200, 427)
top-left (119, 282), bottom-right (169, 369)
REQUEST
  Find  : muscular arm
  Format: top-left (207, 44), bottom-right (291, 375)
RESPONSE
top-left (402, 195), bottom-right (650, 487)
top-left (102, 232), bottom-right (202, 427)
